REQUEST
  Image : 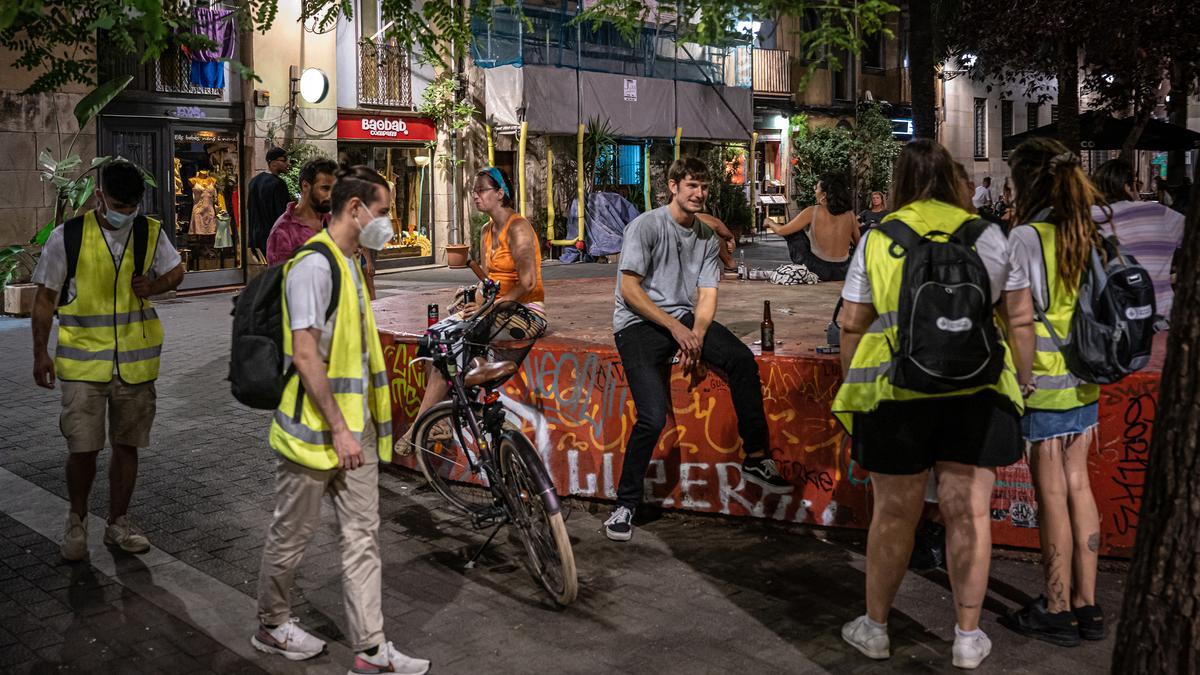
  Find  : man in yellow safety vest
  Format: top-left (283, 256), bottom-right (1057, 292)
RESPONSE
top-left (31, 160), bottom-right (185, 561)
top-left (250, 165), bottom-right (429, 675)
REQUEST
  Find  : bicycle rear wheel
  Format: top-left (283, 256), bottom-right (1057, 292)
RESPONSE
top-left (500, 433), bottom-right (578, 606)
top-left (412, 400), bottom-right (494, 515)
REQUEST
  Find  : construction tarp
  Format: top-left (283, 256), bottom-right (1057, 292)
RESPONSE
top-left (675, 80), bottom-right (753, 141)
top-left (578, 71), bottom-right (676, 138)
top-left (484, 65), bottom-right (580, 134)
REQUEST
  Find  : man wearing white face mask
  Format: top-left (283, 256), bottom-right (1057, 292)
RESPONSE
top-left (30, 160), bottom-right (185, 561)
top-left (252, 165), bottom-right (429, 675)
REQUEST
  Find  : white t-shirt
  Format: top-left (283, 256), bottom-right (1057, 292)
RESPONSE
top-left (842, 223), bottom-right (1027, 306)
top-left (972, 186), bottom-right (993, 209)
top-left (32, 219), bottom-right (182, 303)
top-left (286, 250), bottom-right (371, 414)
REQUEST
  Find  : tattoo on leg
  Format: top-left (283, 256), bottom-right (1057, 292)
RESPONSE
top-left (1044, 544), bottom-right (1067, 607)
top-left (1087, 533), bottom-right (1100, 552)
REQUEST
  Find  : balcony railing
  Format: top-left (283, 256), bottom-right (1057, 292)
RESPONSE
top-left (99, 45), bottom-right (223, 97)
top-left (752, 48), bottom-right (791, 97)
top-left (359, 40), bottom-right (413, 108)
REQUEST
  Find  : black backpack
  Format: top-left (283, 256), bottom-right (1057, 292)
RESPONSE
top-left (61, 214), bottom-right (149, 305)
top-left (228, 243), bottom-right (341, 409)
top-left (1033, 235), bottom-right (1157, 384)
top-left (876, 218), bottom-right (1005, 393)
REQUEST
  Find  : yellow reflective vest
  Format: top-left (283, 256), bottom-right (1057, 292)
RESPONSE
top-left (269, 230), bottom-right (393, 469)
top-left (55, 210), bottom-right (163, 384)
top-left (831, 200), bottom-right (1024, 433)
top-left (1022, 221), bottom-right (1100, 411)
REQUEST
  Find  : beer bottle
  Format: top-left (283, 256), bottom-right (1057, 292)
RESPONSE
top-left (761, 300), bottom-right (775, 352)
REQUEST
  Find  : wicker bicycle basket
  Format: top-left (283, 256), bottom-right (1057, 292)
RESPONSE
top-left (464, 301), bottom-right (547, 382)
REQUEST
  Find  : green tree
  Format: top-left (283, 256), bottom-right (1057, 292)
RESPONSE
top-left (790, 115), bottom-right (852, 208)
top-left (851, 102), bottom-right (901, 202)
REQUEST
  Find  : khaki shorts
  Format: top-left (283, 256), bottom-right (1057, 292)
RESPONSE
top-left (59, 379), bottom-right (157, 453)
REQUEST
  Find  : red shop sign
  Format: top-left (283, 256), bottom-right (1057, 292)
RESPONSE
top-left (337, 115), bottom-right (437, 142)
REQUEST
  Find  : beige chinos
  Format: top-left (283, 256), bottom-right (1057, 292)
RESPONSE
top-left (256, 424), bottom-right (384, 651)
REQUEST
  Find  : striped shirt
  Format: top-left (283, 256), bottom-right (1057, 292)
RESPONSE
top-left (1092, 201), bottom-right (1184, 319)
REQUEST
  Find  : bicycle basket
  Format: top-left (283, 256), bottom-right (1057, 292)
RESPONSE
top-left (466, 301), bottom-right (547, 374)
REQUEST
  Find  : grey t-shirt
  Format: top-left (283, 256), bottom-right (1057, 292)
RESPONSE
top-left (613, 206), bottom-right (721, 333)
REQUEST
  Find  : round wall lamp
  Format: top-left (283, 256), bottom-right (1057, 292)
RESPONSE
top-left (299, 68), bottom-right (329, 104)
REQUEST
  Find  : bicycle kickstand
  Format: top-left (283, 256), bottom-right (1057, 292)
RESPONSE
top-left (464, 521), bottom-right (505, 570)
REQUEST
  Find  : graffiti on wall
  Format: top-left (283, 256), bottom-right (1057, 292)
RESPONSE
top-left (380, 332), bottom-right (1160, 557)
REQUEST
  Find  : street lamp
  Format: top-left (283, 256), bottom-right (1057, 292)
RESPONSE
top-left (414, 155), bottom-right (431, 235)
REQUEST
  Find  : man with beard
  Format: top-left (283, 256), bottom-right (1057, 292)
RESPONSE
top-left (266, 158), bottom-right (336, 265)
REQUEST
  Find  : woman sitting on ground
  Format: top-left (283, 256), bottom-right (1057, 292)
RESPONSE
top-left (398, 167), bottom-right (545, 452)
top-left (768, 173), bottom-right (860, 281)
top-left (857, 190), bottom-right (890, 234)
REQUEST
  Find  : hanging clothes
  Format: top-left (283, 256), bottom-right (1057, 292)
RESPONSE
top-left (187, 7), bottom-right (235, 88)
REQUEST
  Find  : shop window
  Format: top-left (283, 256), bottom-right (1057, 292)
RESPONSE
top-left (339, 143), bottom-right (434, 260)
top-left (174, 130), bottom-right (240, 272)
top-left (617, 144), bottom-right (642, 185)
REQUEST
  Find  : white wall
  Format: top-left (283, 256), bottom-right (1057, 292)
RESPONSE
top-left (940, 60), bottom-right (1059, 190)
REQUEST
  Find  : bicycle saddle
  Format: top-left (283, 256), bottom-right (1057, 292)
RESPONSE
top-left (464, 359), bottom-right (518, 388)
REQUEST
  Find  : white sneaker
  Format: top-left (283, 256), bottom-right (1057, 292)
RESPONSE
top-left (952, 630), bottom-right (992, 669)
top-left (842, 615), bottom-right (890, 659)
top-left (349, 641), bottom-right (430, 675)
top-left (61, 512), bottom-right (89, 561)
top-left (251, 618), bottom-right (327, 661)
top-left (103, 515), bottom-right (150, 553)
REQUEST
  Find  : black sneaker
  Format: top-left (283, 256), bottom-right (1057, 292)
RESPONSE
top-left (604, 506), bottom-right (634, 542)
top-left (742, 456), bottom-right (791, 488)
top-left (1001, 597), bottom-right (1081, 647)
top-left (908, 521), bottom-right (946, 572)
top-left (1073, 604), bottom-right (1105, 640)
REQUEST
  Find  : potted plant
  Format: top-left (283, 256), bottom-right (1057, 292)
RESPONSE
top-left (418, 75), bottom-right (476, 267)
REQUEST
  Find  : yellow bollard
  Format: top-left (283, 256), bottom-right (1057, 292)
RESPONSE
top-left (486, 125), bottom-right (495, 166)
top-left (576, 123), bottom-right (585, 246)
top-left (546, 146), bottom-right (555, 241)
top-left (518, 122), bottom-right (528, 216)
top-left (750, 131), bottom-right (758, 232)
top-left (673, 127), bottom-right (682, 161)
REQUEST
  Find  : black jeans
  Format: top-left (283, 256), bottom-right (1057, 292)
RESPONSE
top-left (613, 314), bottom-right (770, 510)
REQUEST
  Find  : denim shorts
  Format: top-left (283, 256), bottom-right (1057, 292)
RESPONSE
top-left (1021, 402), bottom-right (1098, 442)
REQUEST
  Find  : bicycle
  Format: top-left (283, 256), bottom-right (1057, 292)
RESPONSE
top-left (405, 281), bottom-right (578, 606)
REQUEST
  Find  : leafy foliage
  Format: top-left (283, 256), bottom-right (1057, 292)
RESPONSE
top-left (851, 102), bottom-right (902, 199)
top-left (582, 117), bottom-right (618, 197)
top-left (790, 116), bottom-right (852, 208)
top-left (281, 142), bottom-right (329, 199)
top-left (699, 145), bottom-right (752, 235)
top-left (417, 74), bottom-right (477, 132)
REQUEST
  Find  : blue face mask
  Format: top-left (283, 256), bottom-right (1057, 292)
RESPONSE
top-left (102, 198), bottom-right (138, 229)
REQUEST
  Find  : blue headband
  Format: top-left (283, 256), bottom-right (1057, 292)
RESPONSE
top-left (484, 167), bottom-right (511, 199)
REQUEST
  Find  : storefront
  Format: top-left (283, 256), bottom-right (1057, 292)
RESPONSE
top-left (99, 100), bottom-right (246, 290)
top-left (336, 112), bottom-right (437, 268)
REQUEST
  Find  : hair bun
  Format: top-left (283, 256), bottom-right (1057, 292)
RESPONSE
top-left (1050, 151), bottom-right (1080, 170)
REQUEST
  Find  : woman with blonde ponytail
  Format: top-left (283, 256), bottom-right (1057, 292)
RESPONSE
top-left (1003, 137), bottom-right (1107, 647)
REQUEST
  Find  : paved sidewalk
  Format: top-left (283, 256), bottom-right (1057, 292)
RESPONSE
top-left (0, 286), bottom-right (1123, 673)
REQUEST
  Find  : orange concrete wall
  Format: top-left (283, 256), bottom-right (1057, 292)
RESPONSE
top-left (381, 333), bottom-right (1156, 558)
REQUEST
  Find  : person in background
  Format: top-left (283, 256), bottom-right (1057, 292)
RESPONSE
top-left (769, 173), bottom-right (860, 281)
top-left (1152, 175), bottom-right (1174, 209)
top-left (1090, 159), bottom-right (1185, 323)
top-left (1003, 138), bottom-right (1107, 648)
top-left (396, 166), bottom-right (544, 454)
top-left (857, 190), bottom-right (890, 233)
top-left (834, 139), bottom-right (1033, 670)
top-left (253, 165), bottom-right (429, 675)
top-left (972, 176), bottom-right (993, 210)
top-left (995, 183), bottom-right (1016, 230)
top-left (266, 158), bottom-right (336, 265)
top-left (30, 160), bottom-right (185, 561)
top-left (247, 147), bottom-right (291, 258)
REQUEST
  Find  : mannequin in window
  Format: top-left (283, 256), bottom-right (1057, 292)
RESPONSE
top-left (189, 170), bottom-right (218, 235)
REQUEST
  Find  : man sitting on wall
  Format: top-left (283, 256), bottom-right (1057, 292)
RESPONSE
top-left (604, 156), bottom-right (791, 543)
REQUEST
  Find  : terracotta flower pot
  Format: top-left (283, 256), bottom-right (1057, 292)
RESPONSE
top-left (444, 244), bottom-right (471, 269)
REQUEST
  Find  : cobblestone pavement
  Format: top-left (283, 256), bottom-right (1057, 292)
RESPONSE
top-left (0, 269), bottom-right (1124, 674)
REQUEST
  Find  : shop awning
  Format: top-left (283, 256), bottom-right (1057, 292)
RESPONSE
top-left (1003, 111), bottom-right (1200, 151)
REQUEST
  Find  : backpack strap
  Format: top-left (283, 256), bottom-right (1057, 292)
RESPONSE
top-left (876, 219), bottom-right (924, 251)
top-left (59, 215), bottom-right (86, 307)
top-left (132, 215), bottom-right (150, 277)
top-left (953, 218), bottom-right (992, 247)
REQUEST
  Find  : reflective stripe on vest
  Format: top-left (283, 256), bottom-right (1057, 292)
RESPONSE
top-left (55, 211), bottom-right (164, 384)
top-left (269, 230), bottom-right (394, 470)
top-left (831, 200), bottom-right (1025, 434)
top-left (1025, 222), bottom-right (1100, 411)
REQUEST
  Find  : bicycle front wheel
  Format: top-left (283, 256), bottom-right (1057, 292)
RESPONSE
top-left (500, 432), bottom-right (578, 606)
top-left (412, 400), bottom-right (494, 515)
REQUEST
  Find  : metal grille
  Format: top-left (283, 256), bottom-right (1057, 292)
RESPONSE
top-left (1001, 100), bottom-right (1013, 159)
top-left (155, 49), bottom-right (222, 96)
top-left (1027, 102), bottom-right (1039, 132)
top-left (358, 40), bottom-right (413, 108)
top-left (974, 98), bottom-right (988, 159)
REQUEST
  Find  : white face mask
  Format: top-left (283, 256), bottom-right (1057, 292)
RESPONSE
top-left (102, 198), bottom-right (138, 229)
top-left (355, 208), bottom-right (393, 251)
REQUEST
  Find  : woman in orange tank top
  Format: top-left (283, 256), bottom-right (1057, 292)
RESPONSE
top-left (397, 167), bottom-right (545, 454)
top-left (474, 167), bottom-right (545, 312)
